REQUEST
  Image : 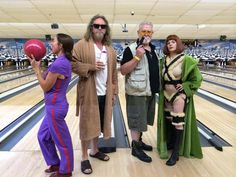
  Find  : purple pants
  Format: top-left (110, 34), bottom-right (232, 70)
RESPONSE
top-left (37, 105), bottom-right (74, 174)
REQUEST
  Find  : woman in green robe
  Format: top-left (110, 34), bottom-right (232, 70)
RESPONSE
top-left (157, 35), bottom-right (203, 166)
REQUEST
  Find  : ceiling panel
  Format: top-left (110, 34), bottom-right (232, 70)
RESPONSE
top-left (0, 0), bottom-right (235, 39)
top-left (0, 0), bottom-right (33, 8)
top-left (175, 15), bottom-right (212, 24)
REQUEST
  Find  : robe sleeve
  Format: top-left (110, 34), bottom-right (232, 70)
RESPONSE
top-left (72, 41), bottom-right (96, 78)
top-left (182, 57), bottom-right (203, 97)
top-left (112, 49), bottom-right (118, 95)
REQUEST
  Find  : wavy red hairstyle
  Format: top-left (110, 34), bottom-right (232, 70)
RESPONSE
top-left (163, 34), bottom-right (185, 55)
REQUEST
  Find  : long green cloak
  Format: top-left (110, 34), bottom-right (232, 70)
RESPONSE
top-left (157, 55), bottom-right (203, 159)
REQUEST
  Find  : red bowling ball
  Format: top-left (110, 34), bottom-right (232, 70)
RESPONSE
top-left (24, 39), bottom-right (46, 61)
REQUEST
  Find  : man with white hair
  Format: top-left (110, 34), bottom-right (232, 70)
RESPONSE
top-left (120, 22), bottom-right (160, 163)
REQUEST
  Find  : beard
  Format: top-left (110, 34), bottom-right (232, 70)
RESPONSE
top-left (93, 31), bottom-right (105, 41)
top-left (143, 36), bottom-right (151, 44)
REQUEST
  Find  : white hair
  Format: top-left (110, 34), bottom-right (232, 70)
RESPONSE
top-left (139, 21), bottom-right (153, 30)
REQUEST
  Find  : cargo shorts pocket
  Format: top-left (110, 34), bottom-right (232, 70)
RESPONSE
top-left (127, 112), bottom-right (139, 129)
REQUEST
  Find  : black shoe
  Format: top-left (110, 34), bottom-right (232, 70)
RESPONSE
top-left (132, 147), bottom-right (152, 163)
top-left (49, 172), bottom-right (72, 177)
top-left (166, 129), bottom-right (183, 166)
top-left (45, 165), bottom-right (60, 173)
top-left (166, 152), bottom-right (179, 166)
top-left (140, 141), bottom-right (153, 151)
top-left (131, 140), bottom-right (152, 163)
top-left (139, 132), bottom-right (153, 151)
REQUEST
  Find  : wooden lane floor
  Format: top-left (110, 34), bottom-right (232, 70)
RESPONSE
top-left (195, 96), bottom-right (236, 146)
top-left (1, 74), bottom-right (236, 177)
top-left (0, 67), bottom-right (47, 93)
top-left (0, 69), bottom-right (34, 82)
top-left (202, 73), bottom-right (236, 87)
top-left (0, 66), bottom-right (19, 73)
top-left (0, 85), bottom-right (43, 131)
top-left (1, 147), bottom-right (236, 177)
top-left (0, 75), bottom-right (36, 93)
top-left (200, 66), bottom-right (236, 75)
top-left (201, 81), bottom-right (236, 102)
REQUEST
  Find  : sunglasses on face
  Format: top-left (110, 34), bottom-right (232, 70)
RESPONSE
top-left (140, 30), bottom-right (153, 36)
top-left (92, 24), bottom-right (107, 29)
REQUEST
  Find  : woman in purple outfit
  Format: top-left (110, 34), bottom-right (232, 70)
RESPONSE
top-left (29, 33), bottom-right (74, 177)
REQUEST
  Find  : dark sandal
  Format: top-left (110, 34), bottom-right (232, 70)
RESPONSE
top-left (81, 160), bottom-right (92, 175)
top-left (49, 172), bottom-right (72, 177)
top-left (45, 165), bottom-right (59, 173)
top-left (89, 151), bottom-right (110, 161)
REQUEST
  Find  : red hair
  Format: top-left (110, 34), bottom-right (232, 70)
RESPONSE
top-left (163, 34), bottom-right (185, 55)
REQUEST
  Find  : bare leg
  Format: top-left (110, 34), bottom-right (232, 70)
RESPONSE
top-left (81, 139), bottom-right (90, 161)
top-left (90, 137), bottom-right (99, 155)
top-left (131, 130), bottom-right (140, 141)
top-left (90, 136), bottom-right (109, 161)
top-left (173, 94), bottom-right (186, 130)
top-left (81, 139), bottom-right (92, 174)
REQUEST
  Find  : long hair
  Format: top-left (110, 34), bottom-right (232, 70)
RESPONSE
top-left (56, 33), bottom-right (74, 61)
top-left (163, 34), bottom-right (185, 55)
top-left (84, 14), bottom-right (112, 46)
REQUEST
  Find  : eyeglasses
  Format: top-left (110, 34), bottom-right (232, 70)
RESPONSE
top-left (92, 24), bottom-right (107, 29)
top-left (140, 30), bottom-right (153, 36)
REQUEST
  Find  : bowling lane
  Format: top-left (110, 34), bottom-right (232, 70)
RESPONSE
top-left (201, 68), bottom-right (236, 78)
top-left (202, 73), bottom-right (236, 87)
top-left (200, 81), bottom-right (236, 102)
top-left (0, 66), bottom-right (18, 73)
top-left (11, 85), bottom-right (80, 151)
top-left (0, 66), bottom-right (50, 93)
top-left (0, 68), bottom-right (29, 76)
top-left (0, 75), bottom-right (36, 93)
top-left (195, 95), bottom-right (236, 146)
top-left (0, 69), bottom-right (34, 82)
top-left (0, 85), bottom-right (43, 131)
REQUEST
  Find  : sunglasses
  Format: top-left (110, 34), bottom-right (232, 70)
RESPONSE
top-left (92, 24), bottom-right (107, 29)
top-left (140, 30), bottom-right (153, 36)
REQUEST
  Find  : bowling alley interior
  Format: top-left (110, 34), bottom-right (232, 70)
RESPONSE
top-left (0, 0), bottom-right (236, 177)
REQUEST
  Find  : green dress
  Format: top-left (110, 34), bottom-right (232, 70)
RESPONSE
top-left (157, 54), bottom-right (203, 159)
